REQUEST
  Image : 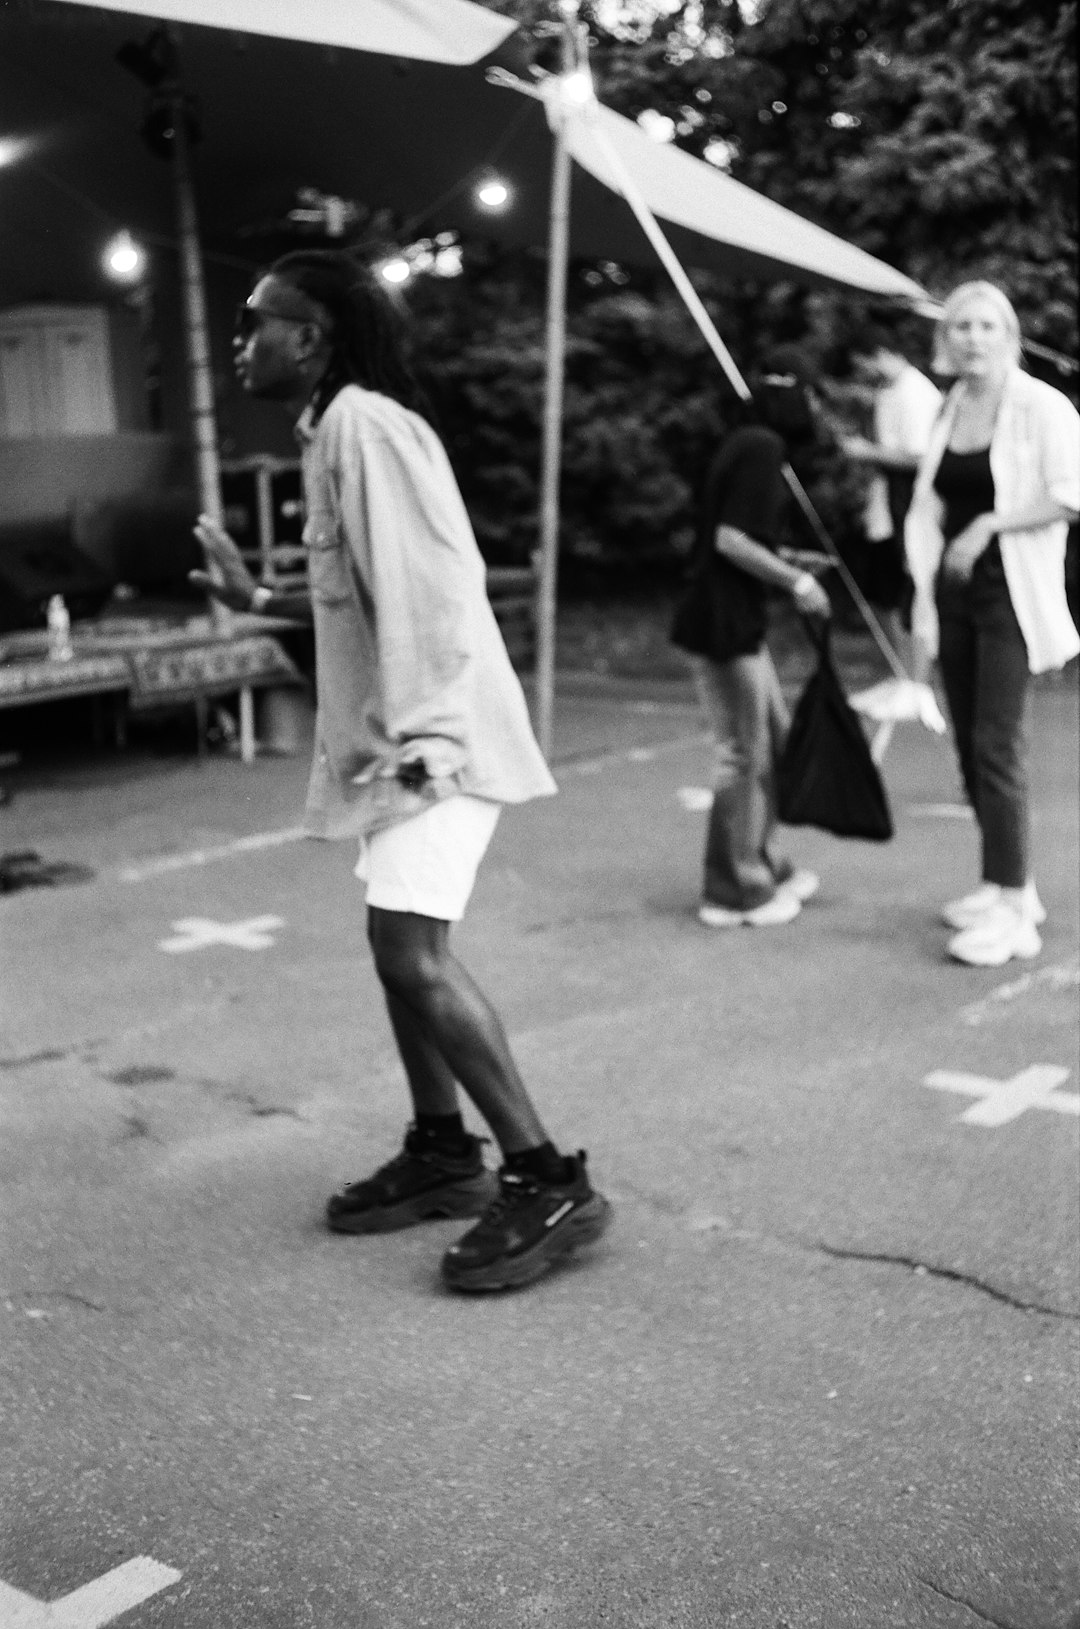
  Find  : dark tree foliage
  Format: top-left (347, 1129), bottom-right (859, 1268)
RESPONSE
top-left (424, 0), bottom-right (1076, 577)
top-left (411, 246), bottom-right (728, 573)
top-left (703, 0), bottom-right (1078, 365)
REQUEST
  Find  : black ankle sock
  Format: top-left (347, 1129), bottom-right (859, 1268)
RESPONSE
top-left (414, 1111), bottom-right (469, 1151)
top-left (506, 1140), bottom-right (572, 1185)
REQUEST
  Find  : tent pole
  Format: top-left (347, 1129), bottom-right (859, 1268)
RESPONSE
top-left (165, 44), bottom-right (259, 761)
top-left (533, 24), bottom-right (575, 760)
top-left (168, 96), bottom-right (224, 535)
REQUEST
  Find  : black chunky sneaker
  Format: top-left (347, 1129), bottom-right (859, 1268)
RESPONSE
top-left (325, 1129), bottom-right (496, 1234)
top-left (441, 1151), bottom-right (613, 1292)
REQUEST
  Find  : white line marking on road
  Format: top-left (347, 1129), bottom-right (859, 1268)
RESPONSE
top-left (924, 1065), bottom-right (1079, 1126)
top-left (676, 786), bottom-right (713, 812)
top-left (0, 1556), bottom-right (181, 1628)
top-left (557, 731), bottom-right (710, 780)
top-left (118, 737), bottom-right (710, 876)
top-left (907, 802), bottom-right (974, 819)
top-left (959, 960), bottom-right (1080, 1027)
top-left (158, 915), bottom-right (284, 953)
top-left (118, 826), bottom-right (305, 883)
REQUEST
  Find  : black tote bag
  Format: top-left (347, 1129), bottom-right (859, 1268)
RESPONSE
top-left (777, 623), bottom-right (894, 842)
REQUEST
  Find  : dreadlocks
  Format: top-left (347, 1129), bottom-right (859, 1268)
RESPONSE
top-left (270, 249), bottom-right (432, 423)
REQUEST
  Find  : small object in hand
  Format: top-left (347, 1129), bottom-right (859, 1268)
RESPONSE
top-left (396, 760), bottom-right (429, 792)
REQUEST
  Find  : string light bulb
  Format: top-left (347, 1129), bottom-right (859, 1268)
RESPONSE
top-left (0, 135), bottom-right (33, 169)
top-left (475, 175), bottom-right (512, 211)
top-left (103, 229), bottom-right (147, 283)
top-left (379, 257), bottom-right (411, 284)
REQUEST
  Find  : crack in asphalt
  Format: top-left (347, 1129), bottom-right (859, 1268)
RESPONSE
top-left (524, 907), bottom-right (642, 934)
top-left (915, 1574), bottom-right (1021, 1628)
top-left (0, 1047), bottom-right (67, 1070)
top-left (818, 1243), bottom-right (1078, 1320)
top-left (221, 1087), bottom-right (306, 1121)
top-left (34, 1289), bottom-right (108, 1314)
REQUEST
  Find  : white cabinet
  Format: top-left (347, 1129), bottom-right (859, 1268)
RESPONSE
top-left (0, 306), bottom-right (118, 438)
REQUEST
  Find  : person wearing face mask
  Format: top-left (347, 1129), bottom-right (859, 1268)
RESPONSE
top-left (905, 280), bottom-right (1080, 966)
top-left (670, 345), bottom-right (832, 928)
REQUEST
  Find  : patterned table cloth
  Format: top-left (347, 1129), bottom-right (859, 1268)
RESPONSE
top-left (126, 634), bottom-right (299, 710)
top-left (0, 620), bottom-right (300, 713)
top-left (0, 652), bottom-right (131, 709)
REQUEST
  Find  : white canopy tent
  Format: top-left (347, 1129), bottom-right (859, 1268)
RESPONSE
top-left (14, 0), bottom-right (928, 751)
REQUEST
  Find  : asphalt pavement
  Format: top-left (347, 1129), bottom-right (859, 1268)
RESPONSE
top-left (1, 658), bottom-right (1078, 1629)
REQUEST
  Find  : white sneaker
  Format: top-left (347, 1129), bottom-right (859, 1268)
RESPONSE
top-left (941, 882), bottom-right (1000, 930)
top-left (947, 902), bottom-right (1042, 967)
top-left (699, 889), bottom-right (802, 928)
top-left (783, 868), bottom-right (820, 903)
top-left (942, 880), bottom-right (1046, 931)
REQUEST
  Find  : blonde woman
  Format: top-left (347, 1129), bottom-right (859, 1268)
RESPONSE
top-left (905, 281), bottom-right (1080, 966)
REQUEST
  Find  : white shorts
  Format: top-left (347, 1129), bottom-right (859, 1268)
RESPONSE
top-left (355, 794), bottom-right (501, 921)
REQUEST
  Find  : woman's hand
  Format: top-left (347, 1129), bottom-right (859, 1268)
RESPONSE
top-left (791, 571), bottom-right (832, 621)
top-left (942, 513), bottom-right (997, 583)
top-left (189, 515), bottom-right (258, 611)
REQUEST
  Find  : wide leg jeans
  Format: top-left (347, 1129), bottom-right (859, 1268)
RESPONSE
top-left (688, 647), bottom-right (790, 910)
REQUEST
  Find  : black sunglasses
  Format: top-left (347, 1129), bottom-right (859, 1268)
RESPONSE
top-left (234, 303), bottom-right (323, 340)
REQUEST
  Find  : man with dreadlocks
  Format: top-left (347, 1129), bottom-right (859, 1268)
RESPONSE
top-left (191, 250), bottom-right (611, 1291)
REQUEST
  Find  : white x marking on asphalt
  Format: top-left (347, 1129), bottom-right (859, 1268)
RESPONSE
top-left (924, 1065), bottom-right (1079, 1127)
top-left (0, 1557), bottom-right (181, 1628)
top-left (158, 915), bottom-right (284, 953)
top-left (676, 785), bottom-right (713, 812)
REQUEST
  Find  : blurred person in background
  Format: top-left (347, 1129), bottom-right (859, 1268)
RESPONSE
top-left (670, 345), bottom-right (831, 929)
top-left (905, 280), bottom-right (1080, 966)
top-left (841, 318), bottom-right (941, 666)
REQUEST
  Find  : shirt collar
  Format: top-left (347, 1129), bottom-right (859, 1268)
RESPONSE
top-left (294, 402), bottom-right (318, 447)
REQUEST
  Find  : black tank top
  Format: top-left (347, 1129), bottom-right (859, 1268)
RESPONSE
top-left (933, 445), bottom-right (1004, 583)
top-left (933, 446), bottom-right (995, 543)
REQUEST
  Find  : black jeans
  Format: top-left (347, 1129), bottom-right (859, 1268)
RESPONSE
top-left (936, 547), bottom-right (1031, 888)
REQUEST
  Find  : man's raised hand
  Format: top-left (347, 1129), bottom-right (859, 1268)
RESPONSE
top-left (190, 514), bottom-right (257, 611)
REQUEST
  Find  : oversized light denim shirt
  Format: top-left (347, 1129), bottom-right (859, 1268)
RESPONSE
top-left (298, 385), bottom-right (557, 838)
top-left (905, 368), bottom-right (1080, 675)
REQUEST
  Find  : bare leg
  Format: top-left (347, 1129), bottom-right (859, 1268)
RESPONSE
top-left (384, 992), bottom-right (460, 1118)
top-left (368, 907), bottom-right (548, 1155)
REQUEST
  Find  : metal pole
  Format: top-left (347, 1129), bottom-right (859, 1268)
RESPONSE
top-left (533, 23), bottom-right (575, 761)
top-left (165, 50), bottom-right (258, 760)
top-left (168, 85), bottom-right (224, 533)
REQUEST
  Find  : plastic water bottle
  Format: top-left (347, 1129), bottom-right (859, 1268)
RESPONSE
top-left (46, 594), bottom-right (74, 662)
